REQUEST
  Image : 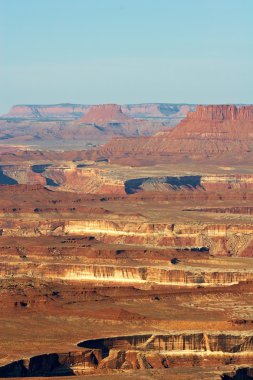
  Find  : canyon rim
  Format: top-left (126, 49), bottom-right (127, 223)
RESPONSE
top-left (1, 1), bottom-right (253, 379)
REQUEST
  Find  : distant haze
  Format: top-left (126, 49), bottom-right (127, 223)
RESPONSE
top-left (0, 0), bottom-right (252, 114)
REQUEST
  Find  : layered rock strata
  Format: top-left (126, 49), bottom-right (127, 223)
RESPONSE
top-left (1, 219), bottom-right (253, 257)
top-left (1, 333), bottom-right (252, 377)
top-left (89, 105), bottom-right (253, 164)
top-left (1, 262), bottom-right (252, 286)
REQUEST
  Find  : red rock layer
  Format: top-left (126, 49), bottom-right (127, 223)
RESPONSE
top-left (89, 105), bottom-right (253, 164)
top-left (79, 104), bottom-right (132, 124)
top-left (188, 105), bottom-right (253, 121)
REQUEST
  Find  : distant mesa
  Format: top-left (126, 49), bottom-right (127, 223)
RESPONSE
top-left (0, 103), bottom-right (195, 148)
top-left (2, 103), bottom-right (193, 122)
top-left (79, 104), bottom-right (133, 124)
top-left (2, 104), bottom-right (90, 120)
top-left (90, 104), bottom-right (253, 164)
top-left (4, 103), bottom-right (253, 155)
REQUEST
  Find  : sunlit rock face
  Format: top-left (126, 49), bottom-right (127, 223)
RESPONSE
top-left (79, 104), bottom-right (132, 124)
top-left (2, 218), bottom-right (253, 257)
top-left (0, 103), bottom-right (193, 149)
top-left (188, 105), bottom-right (253, 121)
top-left (0, 333), bottom-right (252, 377)
top-left (1, 261), bottom-right (252, 285)
top-left (1, 104), bottom-right (253, 379)
top-left (80, 332), bottom-right (253, 353)
top-left (91, 105), bottom-right (253, 164)
top-left (3, 103), bottom-right (194, 122)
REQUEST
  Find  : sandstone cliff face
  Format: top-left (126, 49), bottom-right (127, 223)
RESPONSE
top-left (4, 164), bottom-right (253, 198)
top-left (91, 105), bottom-right (253, 164)
top-left (0, 165), bottom-right (46, 186)
top-left (0, 103), bottom-right (197, 149)
top-left (125, 174), bottom-right (253, 194)
top-left (63, 220), bottom-right (253, 257)
top-left (79, 104), bottom-right (132, 124)
top-left (0, 350), bottom-right (101, 377)
top-left (1, 333), bottom-right (252, 377)
top-left (45, 167), bottom-right (125, 194)
top-left (1, 219), bottom-right (253, 257)
top-left (80, 333), bottom-right (253, 371)
top-left (81, 333), bottom-right (253, 353)
top-left (0, 106), bottom-right (170, 148)
top-left (188, 105), bottom-right (253, 121)
top-left (1, 261), bottom-right (251, 285)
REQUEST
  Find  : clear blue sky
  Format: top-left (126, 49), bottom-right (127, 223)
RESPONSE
top-left (0, 0), bottom-right (252, 113)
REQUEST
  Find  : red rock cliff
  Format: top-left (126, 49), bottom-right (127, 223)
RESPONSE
top-left (88, 104), bottom-right (253, 164)
top-left (188, 105), bottom-right (253, 121)
top-left (79, 104), bottom-right (132, 124)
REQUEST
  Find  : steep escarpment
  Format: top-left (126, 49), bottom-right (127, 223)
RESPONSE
top-left (5, 162), bottom-right (253, 198)
top-left (79, 104), bottom-right (132, 124)
top-left (124, 174), bottom-right (253, 194)
top-left (2, 104), bottom-right (90, 120)
top-left (45, 166), bottom-right (125, 194)
top-left (79, 332), bottom-right (253, 353)
top-left (76, 103), bottom-right (173, 138)
top-left (0, 165), bottom-right (46, 186)
top-left (0, 103), bottom-right (180, 149)
top-left (0, 118), bottom-right (253, 380)
top-left (0, 350), bottom-right (100, 377)
top-left (64, 220), bottom-right (253, 257)
top-left (2, 103), bottom-right (194, 122)
top-left (1, 261), bottom-right (252, 285)
top-left (79, 333), bottom-right (253, 371)
top-left (0, 164), bottom-right (127, 194)
top-left (2, 219), bottom-right (253, 257)
top-left (188, 105), bottom-right (253, 121)
top-left (1, 333), bottom-right (252, 377)
top-left (90, 105), bottom-right (253, 164)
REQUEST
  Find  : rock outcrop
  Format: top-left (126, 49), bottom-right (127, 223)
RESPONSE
top-left (1, 218), bottom-right (253, 257)
top-left (45, 166), bottom-right (125, 194)
top-left (79, 104), bottom-right (131, 124)
top-left (2, 104), bottom-right (90, 120)
top-left (2, 103), bottom-right (195, 122)
top-left (1, 261), bottom-right (252, 285)
top-left (122, 103), bottom-right (195, 121)
top-left (1, 333), bottom-right (252, 377)
top-left (188, 105), bottom-right (253, 121)
top-left (0, 103), bottom-right (196, 149)
top-left (1, 104), bottom-right (253, 380)
top-left (91, 105), bottom-right (253, 164)
top-left (80, 332), bottom-right (253, 353)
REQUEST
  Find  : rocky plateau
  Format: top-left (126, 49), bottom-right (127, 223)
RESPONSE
top-left (0, 104), bottom-right (253, 379)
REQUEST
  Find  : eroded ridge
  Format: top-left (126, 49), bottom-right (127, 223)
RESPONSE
top-left (1, 104), bottom-right (253, 379)
top-left (1, 333), bottom-right (253, 377)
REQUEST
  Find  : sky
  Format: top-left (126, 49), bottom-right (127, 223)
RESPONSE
top-left (0, 0), bottom-right (252, 113)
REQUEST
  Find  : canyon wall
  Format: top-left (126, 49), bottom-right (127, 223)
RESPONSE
top-left (91, 105), bottom-right (253, 164)
top-left (1, 219), bottom-right (253, 257)
top-left (80, 332), bottom-right (253, 353)
top-left (188, 105), bottom-right (253, 121)
top-left (3, 162), bottom-right (253, 199)
top-left (1, 262), bottom-right (252, 285)
top-left (0, 333), bottom-right (252, 377)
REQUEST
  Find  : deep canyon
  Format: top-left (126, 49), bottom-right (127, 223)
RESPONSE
top-left (0, 104), bottom-right (253, 379)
